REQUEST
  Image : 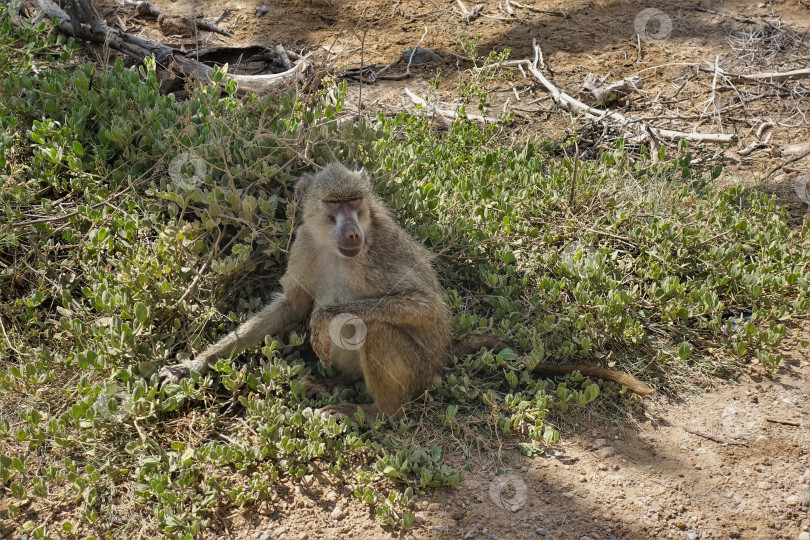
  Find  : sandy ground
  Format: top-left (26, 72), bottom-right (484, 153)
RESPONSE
top-left (104, 0), bottom-right (810, 537)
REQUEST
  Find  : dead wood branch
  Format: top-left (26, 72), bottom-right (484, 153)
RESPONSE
top-left (31, 0), bottom-right (312, 96)
top-left (275, 44), bottom-right (293, 70)
top-left (456, 0), bottom-right (483, 24)
top-left (125, 0), bottom-right (232, 36)
top-left (404, 87), bottom-right (499, 124)
top-left (526, 40), bottom-right (737, 145)
top-left (582, 74), bottom-right (643, 104)
top-left (699, 66), bottom-right (810, 83)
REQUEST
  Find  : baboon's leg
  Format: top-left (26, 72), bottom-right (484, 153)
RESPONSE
top-left (319, 323), bottom-right (433, 420)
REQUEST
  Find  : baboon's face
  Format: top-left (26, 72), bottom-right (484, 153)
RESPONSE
top-left (322, 197), bottom-right (368, 257)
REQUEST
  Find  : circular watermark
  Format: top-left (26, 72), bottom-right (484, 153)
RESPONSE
top-left (794, 172), bottom-right (810, 205)
top-left (328, 312), bottom-right (368, 351)
top-left (93, 384), bottom-right (134, 423)
top-left (489, 473), bottom-right (527, 512)
top-left (168, 151), bottom-right (207, 190)
top-left (634, 8), bottom-right (673, 44)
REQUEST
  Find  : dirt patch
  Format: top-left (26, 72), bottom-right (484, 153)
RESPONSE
top-left (109, 0), bottom-right (810, 537)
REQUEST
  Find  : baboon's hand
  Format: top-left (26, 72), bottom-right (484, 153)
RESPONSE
top-left (309, 307), bottom-right (334, 365)
top-left (158, 358), bottom-right (206, 387)
top-left (159, 363), bottom-right (191, 386)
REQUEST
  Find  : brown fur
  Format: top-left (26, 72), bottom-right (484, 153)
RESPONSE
top-left (159, 162), bottom-right (652, 421)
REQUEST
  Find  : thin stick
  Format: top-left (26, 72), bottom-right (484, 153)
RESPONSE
top-left (683, 427), bottom-right (747, 446)
top-left (406, 27), bottom-right (429, 75)
top-left (568, 141), bottom-right (579, 208)
top-left (765, 417), bottom-right (800, 427)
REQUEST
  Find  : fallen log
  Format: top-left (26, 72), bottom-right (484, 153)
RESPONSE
top-left (30, 0), bottom-right (313, 96)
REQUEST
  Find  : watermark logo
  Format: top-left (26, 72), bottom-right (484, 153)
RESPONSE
top-left (794, 171), bottom-right (810, 205)
top-left (489, 473), bottom-right (527, 512)
top-left (93, 384), bottom-right (134, 423)
top-left (634, 8), bottom-right (673, 44)
top-left (329, 312), bottom-right (368, 351)
top-left (168, 151), bottom-right (207, 190)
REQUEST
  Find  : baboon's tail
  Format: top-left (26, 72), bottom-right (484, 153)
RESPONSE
top-left (451, 337), bottom-right (654, 396)
top-left (451, 335), bottom-right (514, 357)
top-left (531, 364), bottom-right (654, 396)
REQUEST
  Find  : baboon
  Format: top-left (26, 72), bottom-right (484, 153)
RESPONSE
top-left (159, 162), bottom-right (652, 420)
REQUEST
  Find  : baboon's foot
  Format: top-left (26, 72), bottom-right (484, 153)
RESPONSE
top-left (300, 374), bottom-right (328, 396)
top-left (317, 403), bottom-right (381, 423)
top-left (299, 374), bottom-right (355, 398)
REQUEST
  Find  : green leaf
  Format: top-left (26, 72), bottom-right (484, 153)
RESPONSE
top-left (134, 302), bottom-right (148, 324)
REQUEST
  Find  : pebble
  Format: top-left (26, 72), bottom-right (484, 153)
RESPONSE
top-left (432, 525), bottom-right (445, 533)
top-left (477, 523), bottom-right (485, 530)
top-left (298, 534), bottom-right (308, 540)
top-left (536, 526), bottom-right (548, 536)
top-left (801, 488), bottom-right (810, 506)
top-left (756, 481), bottom-right (772, 490)
top-left (258, 535), bottom-right (270, 540)
top-left (596, 447), bottom-right (617, 459)
top-left (330, 506), bottom-right (345, 520)
top-left (464, 531), bottom-right (477, 540)
top-left (325, 490), bottom-right (338, 503)
top-left (686, 533), bottom-right (699, 540)
top-left (593, 438), bottom-right (608, 448)
top-left (798, 533), bottom-right (810, 540)
top-left (488, 536), bottom-right (498, 540)
top-left (273, 526), bottom-right (288, 536)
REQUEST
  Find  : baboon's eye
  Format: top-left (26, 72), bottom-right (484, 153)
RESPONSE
top-left (328, 215), bottom-right (337, 224)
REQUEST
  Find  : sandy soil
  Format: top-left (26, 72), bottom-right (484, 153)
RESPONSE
top-left (111, 0), bottom-right (810, 537)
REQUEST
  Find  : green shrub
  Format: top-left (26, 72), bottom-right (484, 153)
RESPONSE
top-left (1, 6), bottom-right (808, 536)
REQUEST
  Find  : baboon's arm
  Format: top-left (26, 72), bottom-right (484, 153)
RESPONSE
top-left (199, 288), bottom-right (312, 361)
top-left (159, 286), bottom-right (312, 385)
top-left (314, 291), bottom-right (443, 326)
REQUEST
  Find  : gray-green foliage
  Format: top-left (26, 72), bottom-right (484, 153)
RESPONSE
top-left (1, 6), bottom-right (809, 538)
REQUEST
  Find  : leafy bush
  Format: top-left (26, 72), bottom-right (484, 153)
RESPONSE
top-left (1, 7), bottom-right (808, 537)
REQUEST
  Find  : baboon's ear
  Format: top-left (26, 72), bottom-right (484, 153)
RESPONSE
top-left (358, 168), bottom-right (371, 185)
top-left (295, 173), bottom-right (312, 203)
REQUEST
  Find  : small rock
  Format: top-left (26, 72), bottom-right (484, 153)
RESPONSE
top-left (258, 535), bottom-right (270, 540)
top-left (414, 512), bottom-right (426, 524)
top-left (325, 490), bottom-right (338, 503)
top-left (255, 5), bottom-right (268, 17)
top-left (596, 447), bottom-right (617, 459)
top-left (464, 531), bottom-right (477, 540)
top-left (581, 536), bottom-right (594, 540)
top-left (477, 523), bottom-right (485, 530)
top-left (301, 474), bottom-right (314, 487)
top-left (593, 438), bottom-right (608, 448)
top-left (798, 532), bottom-right (810, 540)
top-left (273, 527), bottom-right (288, 537)
top-left (330, 506), bottom-right (345, 520)
top-left (756, 481), bottom-right (772, 490)
top-left (402, 46), bottom-right (440, 65)
top-left (729, 531), bottom-right (741, 539)
top-left (802, 488), bottom-right (810, 506)
top-left (536, 527), bottom-right (548, 536)
top-left (432, 525), bottom-right (445, 533)
top-left (686, 533), bottom-right (699, 540)
top-left (488, 536), bottom-right (498, 540)
top-left (298, 534), bottom-right (309, 540)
